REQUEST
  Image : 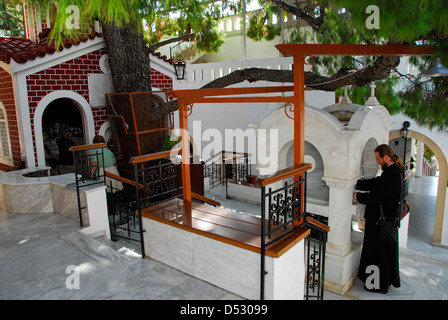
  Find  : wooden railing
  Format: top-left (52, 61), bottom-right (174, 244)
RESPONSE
top-left (256, 163), bottom-right (312, 186)
top-left (69, 143), bottom-right (106, 152)
top-left (129, 148), bottom-right (181, 164)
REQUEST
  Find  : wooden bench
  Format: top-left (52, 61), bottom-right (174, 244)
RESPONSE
top-left (140, 197), bottom-right (310, 300)
top-left (141, 198), bottom-right (310, 258)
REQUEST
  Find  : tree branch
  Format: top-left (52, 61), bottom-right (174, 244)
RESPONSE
top-left (146, 33), bottom-right (196, 55)
top-left (270, 0), bottom-right (325, 31)
top-left (150, 55), bottom-right (400, 120)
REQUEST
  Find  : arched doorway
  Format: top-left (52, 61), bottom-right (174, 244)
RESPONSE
top-left (41, 98), bottom-right (84, 173)
top-left (42, 98), bottom-right (84, 147)
top-left (34, 90), bottom-right (95, 168)
top-left (389, 130), bottom-right (448, 245)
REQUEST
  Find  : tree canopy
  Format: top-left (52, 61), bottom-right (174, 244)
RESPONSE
top-left (19, 0), bottom-right (448, 131)
top-left (1, 0), bottom-right (24, 36)
top-left (248, 0), bottom-right (448, 131)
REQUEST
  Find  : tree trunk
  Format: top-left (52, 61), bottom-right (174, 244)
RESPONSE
top-left (101, 21), bottom-right (168, 169)
top-left (101, 21), bottom-right (152, 93)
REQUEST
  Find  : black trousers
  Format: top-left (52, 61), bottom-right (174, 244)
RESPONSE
top-left (358, 219), bottom-right (401, 290)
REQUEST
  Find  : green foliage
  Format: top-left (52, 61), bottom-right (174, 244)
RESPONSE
top-left (0, 0), bottom-right (24, 37)
top-left (423, 144), bottom-right (435, 162)
top-left (26, 0), bottom-right (230, 54)
top-left (246, 1), bottom-right (281, 41)
top-left (399, 77), bottom-right (448, 131)
top-left (162, 134), bottom-right (180, 150)
top-left (285, 0), bottom-right (448, 132)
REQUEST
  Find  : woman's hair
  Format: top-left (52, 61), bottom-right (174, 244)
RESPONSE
top-left (375, 144), bottom-right (405, 170)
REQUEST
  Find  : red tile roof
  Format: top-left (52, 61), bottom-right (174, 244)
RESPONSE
top-left (0, 30), bottom-right (174, 67)
top-left (149, 50), bottom-right (174, 65)
top-left (0, 32), bottom-right (102, 64)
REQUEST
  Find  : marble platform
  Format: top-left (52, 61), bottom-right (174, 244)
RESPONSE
top-left (0, 175), bottom-right (447, 300)
top-left (0, 168), bottom-right (110, 237)
top-left (141, 199), bottom-right (309, 300)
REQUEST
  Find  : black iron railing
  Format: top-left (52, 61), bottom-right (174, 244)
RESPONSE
top-left (71, 143), bottom-right (146, 256)
top-left (131, 151), bottom-right (183, 209)
top-left (128, 150), bottom-right (183, 257)
top-left (204, 152), bottom-right (223, 189)
top-left (105, 172), bottom-right (145, 256)
top-left (258, 164), bottom-right (310, 300)
top-left (304, 216), bottom-right (329, 300)
top-left (204, 151), bottom-right (251, 190)
top-left (70, 143), bottom-right (107, 227)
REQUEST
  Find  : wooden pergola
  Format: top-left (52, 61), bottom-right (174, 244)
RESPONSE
top-left (171, 43), bottom-right (434, 209)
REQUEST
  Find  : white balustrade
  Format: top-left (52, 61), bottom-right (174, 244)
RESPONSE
top-left (180, 57), bottom-right (293, 89)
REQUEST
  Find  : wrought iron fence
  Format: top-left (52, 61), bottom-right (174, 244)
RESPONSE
top-left (133, 157), bottom-right (182, 208)
top-left (71, 143), bottom-right (146, 256)
top-left (106, 174), bottom-right (145, 256)
top-left (224, 151), bottom-right (251, 183)
top-left (204, 151), bottom-right (251, 190)
top-left (259, 171), bottom-right (307, 300)
top-left (71, 143), bottom-right (107, 227)
top-left (304, 220), bottom-right (328, 300)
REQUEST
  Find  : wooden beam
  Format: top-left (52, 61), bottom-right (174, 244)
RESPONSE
top-left (276, 44), bottom-right (434, 57)
top-left (169, 85), bottom-right (295, 99)
top-left (182, 96), bottom-right (294, 105)
top-left (129, 148), bottom-right (181, 164)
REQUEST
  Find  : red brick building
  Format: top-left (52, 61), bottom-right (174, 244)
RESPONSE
top-left (0, 6), bottom-right (175, 171)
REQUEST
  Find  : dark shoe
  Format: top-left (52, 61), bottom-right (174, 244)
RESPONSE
top-left (363, 285), bottom-right (388, 294)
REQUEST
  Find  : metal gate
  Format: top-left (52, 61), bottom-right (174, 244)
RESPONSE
top-left (304, 217), bottom-right (328, 300)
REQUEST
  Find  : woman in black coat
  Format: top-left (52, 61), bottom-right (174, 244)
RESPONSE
top-left (353, 144), bottom-right (404, 293)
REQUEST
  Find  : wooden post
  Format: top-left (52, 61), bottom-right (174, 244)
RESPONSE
top-left (294, 55), bottom-right (305, 166)
top-left (294, 55), bottom-right (306, 225)
top-left (178, 99), bottom-right (192, 204)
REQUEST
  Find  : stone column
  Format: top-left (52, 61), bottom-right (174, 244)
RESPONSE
top-left (322, 176), bottom-right (361, 295)
top-left (415, 140), bottom-right (424, 177)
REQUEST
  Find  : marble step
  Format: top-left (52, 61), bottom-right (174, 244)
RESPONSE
top-left (61, 230), bottom-right (137, 269)
top-left (95, 233), bottom-right (143, 258)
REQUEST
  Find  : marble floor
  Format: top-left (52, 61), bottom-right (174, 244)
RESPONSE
top-left (0, 176), bottom-right (447, 300)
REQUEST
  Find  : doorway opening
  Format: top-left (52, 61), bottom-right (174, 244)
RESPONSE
top-left (41, 98), bottom-right (84, 173)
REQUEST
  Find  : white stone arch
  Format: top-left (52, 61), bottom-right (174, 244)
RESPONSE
top-left (390, 129), bottom-right (448, 246)
top-left (257, 106), bottom-right (346, 174)
top-left (34, 90), bottom-right (95, 167)
top-left (98, 121), bottom-right (111, 143)
top-left (256, 103), bottom-right (392, 182)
